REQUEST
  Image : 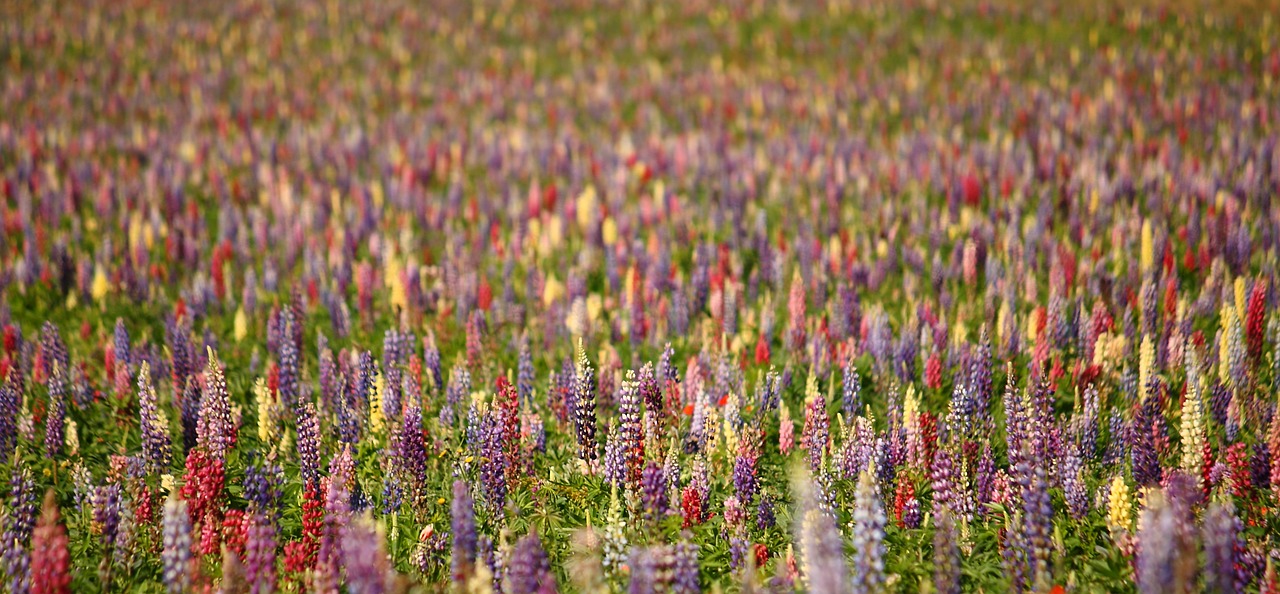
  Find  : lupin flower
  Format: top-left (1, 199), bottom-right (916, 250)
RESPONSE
top-left (399, 403), bottom-right (429, 507)
top-left (1136, 489), bottom-right (1198, 594)
top-left (851, 468), bottom-right (886, 594)
top-left (243, 513), bottom-right (276, 594)
top-left (243, 459), bottom-right (284, 525)
top-left (800, 374), bottom-right (830, 473)
top-left (1132, 396), bottom-right (1162, 486)
top-left (1245, 281), bottom-right (1267, 364)
top-left (619, 371), bottom-right (643, 487)
top-left (933, 509), bottom-right (960, 594)
top-left (1016, 444), bottom-right (1053, 589)
top-left (283, 484), bottom-right (323, 574)
top-left (295, 402), bottom-right (323, 488)
top-left (680, 486), bottom-right (703, 528)
top-left (4, 466), bottom-right (36, 594)
top-left (113, 319), bottom-right (131, 373)
top-left (975, 443), bottom-right (995, 510)
top-left (1180, 375), bottom-right (1206, 478)
top-left (180, 378), bottom-right (201, 454)
top-left (671, 536), bottom-right (700, 594)
top-left (450, 481), bottom-right (476, 583)
top-left (842, 360), bottom-right (861, 419)
top-left (627, 546), bottom-right (662, 593)
top-left (197, 348), bottom-right (233, 462)
top-left (479, 409), bottom-right (508, 513)
top-left (602, 486), bottom-right (629, 577)
top-left (0, 375), bottom-right (18, 461)
top-left (1061, 442), bottom-right (1089, 521)
top-left (137, 363), bottom-right (172, 474)
top-left (732, 427), bottom-right (761, 506)
top-left (1268, 413), bottom-right (1280, 490)
top-left (1202, 500), bottom-right (1243, 594)
top-left (787, 270), bottom-right (807, 352)
top-left (161, 494), bottom-right (192, 594)
top-left (507, 533), bottom-right (555, 594)
top-left (779, 402), bottom-right (795, 456)
top-left (178, 447), bottom-right (225, 556)
top-left (1106, 475), bottom-right (1133, 537)
top-left (43, 365), bottom-right (66, 458)
top-left (603, 422), bottom-right (626, 489)
top-left (931, 447), bottom-right (959, 517)
top-left (793, 466), bottom-right (847, 594)
top-left (314, 474), bottom-right (350, 593)
top-left (30, 491), bottom-right (68, 594)
top-left (892, 479), bottom-right (921, 529)
top-left (573, 339), bottom-right (599, 470)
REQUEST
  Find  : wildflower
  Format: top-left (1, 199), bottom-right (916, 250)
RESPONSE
top-left (573, 339), bottom-right (599, 470)
top-left (842, 359), bottom-right (861, 418)
top-left (1135, 490), bottom-right (1198, 594)
top-left (137, 363), bottom-right (172, 475)
top-left (851, 468), bottom-right (886, 594)
top-left (43, 365), bottom-right (66, 458)
top-left (30, 491), bottom-right (68, 594)
top-left (3, 466), bottom-right (36, 594)
top-left (619, 371), bottom-right (643, 487)
top-left (295, 402), bottom-right (323, 488)
top-left (243, 513), bottom-right (276, 594)
top-left (161, 494), bottom-right (192, 594)
top-left (671, 536), bottom-right (700, 594)
top-left (450, 481), bottom-right (476, 583)
top-left (197, 349), bottom-right (233, 462)
top-left (282, 484), bottom-right (323, 574)
top-left (178, 448), bottom-right (225, 556)
top-left (507, 533), bottom-right (555, 594)
top-left (892, 479), bottom-right (920, 529)
top-left (787, 270), bottom-right (807, 352)
top-left (933, 509), bottom-right (960, 594)
top-left (1179, 375), bottom-right (1206, 479)
top-left (1202, 500), bottom-right (1243, 594)
top-left (931, 447), bottom-right (959, 517)
top-left (602, 486), bottom-right (628, 577)
top-left (801, 375), bottom-right (830, 473)
top-left (1061, 442), bottom-right (1089, 521)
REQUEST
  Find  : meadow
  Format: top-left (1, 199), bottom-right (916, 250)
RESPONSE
top-left (0, 0), bottom-right (1278, 592)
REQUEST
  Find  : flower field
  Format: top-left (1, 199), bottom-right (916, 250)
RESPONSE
top-left (2, 0), bottom-right (1280, 592)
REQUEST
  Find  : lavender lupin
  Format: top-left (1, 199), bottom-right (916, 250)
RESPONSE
top-left (852, 468), bottom-right (886, 594)
top-left (295, 402), bottom-right (323, 488)
top-left (243, 513), bottom-right (277, 594)
top-left (1203, 500), bottom-right (1243, 594)
top-left (450, 480), bottom-right (477, 582)
top-left (641, 460), bottom-right (668, 524)
top-left (933, 509), bottom-right (960, 594)
top-left (842, 359), bottom-right (861, 419)
top-left (43, 365), bottom-right (66, 458)
top-left (343, 515), bottom-right (392, 594)
top-left (161, 494), bottom-right (191, 594)
top-left (3, 467), bottom-right (36, 594)
top-left (137, 363), bottom-right (172, 475)
top-left (573, 340), bottom-right (599, 470)
top-left (671, 537), bottom-right (701, 594)
top-left (507, 533), bottom-right (555, 594)
top-left (197, 348), bottom-right (232, 462)
top-left (0, 375), bottom-right (17, 462)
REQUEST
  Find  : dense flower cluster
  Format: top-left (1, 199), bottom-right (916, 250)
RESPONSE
top-left (1, 0), bottom-right (1279, 591)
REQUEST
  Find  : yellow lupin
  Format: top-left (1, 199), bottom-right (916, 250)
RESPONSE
top-left (254, 377), bottom-right (274, 443)
top-left (91, 264), bottom-right (110, 303)
top-left (1107, 476), bottom-right (1133, 534)
top-left (1139, 219), bottom-right (1154, 273)
top-left (233, 307), bottom-right (249, 342)
top-left (1138, 334), bottom-right (1154, 399)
